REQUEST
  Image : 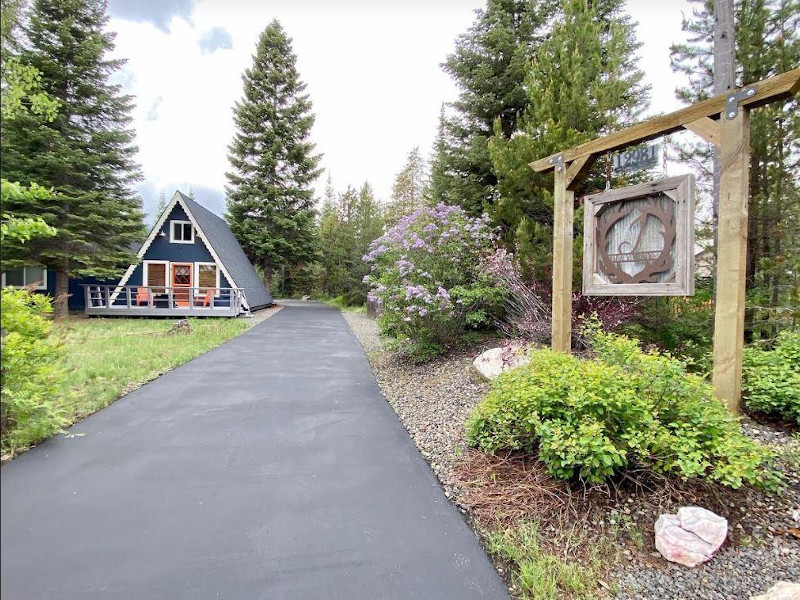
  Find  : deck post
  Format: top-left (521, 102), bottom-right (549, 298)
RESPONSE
top-left (168, 287), bottom-right (173, 309)
top-left (551, 162), bottom-right (574, 353)
top-left (711, 105), bottom-right (751, 415)
top-left (126, 287), bottom-right (131, 308)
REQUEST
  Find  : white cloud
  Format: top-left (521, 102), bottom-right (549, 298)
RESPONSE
top-left (109, 0), bottom-right (694, 220)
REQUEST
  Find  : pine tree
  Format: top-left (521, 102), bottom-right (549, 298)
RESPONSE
top-left (316, 179), bottom-right (384, 304)
top-left (431, 0), bottom-right (556, 214)
top-left (225, 19), bottom-right (322, 291)
top-left (386, 147), bottom-right (428, 225)
top-left (1, 0), bottom-right (144, 318)
top-left (488, 0), bottom-right (648, 280)
top-left (671, 0), bottom-right (800, 337)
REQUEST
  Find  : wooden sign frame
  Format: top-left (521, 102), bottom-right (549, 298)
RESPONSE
top-left (582, 174), bottom-right (695, 296)
top-left (529, 68), bottom-right (800, 414)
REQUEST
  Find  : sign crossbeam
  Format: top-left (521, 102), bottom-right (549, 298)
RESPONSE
top-left (530, 68), bottom-right (800, 174)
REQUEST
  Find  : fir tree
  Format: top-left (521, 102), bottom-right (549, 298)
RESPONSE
top-left (671, 0), bottom-right (799, 338)
top-left (386, 147), bottom-right (428, 225)
top-left (432, 0), bottom-right (556, 214)
top-left (1, 0), bottom-right (144, 318)
top-left (488, 0), bottom-right (648, 280)
top-left (316, 179), bottom-right (384, 304)
top-left (225, 20), bottom-right (322, 291)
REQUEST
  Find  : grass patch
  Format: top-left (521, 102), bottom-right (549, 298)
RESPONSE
top-left (486, 522), bottom-right (608, 600)
top-left (318, 295), bottom-right (367, 313)
top-left (55, 317), bottom-right (250, 422)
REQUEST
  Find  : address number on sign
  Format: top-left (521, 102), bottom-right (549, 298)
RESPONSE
top-left (612, 144), bottom-right (660, 173)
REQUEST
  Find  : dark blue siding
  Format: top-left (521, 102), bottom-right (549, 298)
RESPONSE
top-left (145, 205), bottom-right (216, 264)
top-left (42, 271), bottom-right (113, 310)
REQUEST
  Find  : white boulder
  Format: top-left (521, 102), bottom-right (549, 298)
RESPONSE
top-left (655, 506), bottom-right (728, 568)
top-left (472, 346), bottom-right (530, 381)
top-left (751, 581), bottom-right (800, 600)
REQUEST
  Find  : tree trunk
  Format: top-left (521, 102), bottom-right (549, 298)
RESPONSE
top-left (262, 259), bottom-right (272, 293)
top-left (53, 269), bottom-right (69, 320)
top-left (712, 0), bottom-right (735, 262)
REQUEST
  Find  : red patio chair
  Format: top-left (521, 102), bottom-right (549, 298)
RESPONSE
top-left (135, 287), bottom-right (152, 306)
top-left (196, 288), bottom-right (216, 307)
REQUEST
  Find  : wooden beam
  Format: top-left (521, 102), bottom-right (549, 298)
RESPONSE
top-left (531, 68), bottom-right (800, 172)
top-left (684, 117), bottom-right (722, 147)
top-left (711, 107), bottom-right (750, 414)
top-left (565, 155), bottom-right (593, 189)
top-left (551, 166), bottom-right (573, 352)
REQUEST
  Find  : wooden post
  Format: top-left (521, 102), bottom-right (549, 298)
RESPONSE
top-left (551, 162), bottom-right (574, 352)
top-left (711, 106), bottom-right (750, 414)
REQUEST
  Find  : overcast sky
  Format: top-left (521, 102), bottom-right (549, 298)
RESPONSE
top-left (106, 0), bottom-right (695, 220)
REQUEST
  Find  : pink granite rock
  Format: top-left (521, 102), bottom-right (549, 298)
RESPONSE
top-left (655, 506), bottom-right (728, 567)
top-left (751, 581), bottom-right (800, 600)
top-left (472, 346), bottom-right (529, 381)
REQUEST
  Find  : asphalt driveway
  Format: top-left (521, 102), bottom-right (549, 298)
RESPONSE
top-left (1, 303), bottom-right (509, 599)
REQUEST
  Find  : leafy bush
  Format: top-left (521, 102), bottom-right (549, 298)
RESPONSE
top-left (466, 328), bottom-right (775, 489)
top-left (620, 284), bottom-right (714, 371)
top-left (363, 203), bottom-right (504, 360)
top-left (743, 331), bottom-right (800, 424)
top-left (1, 288), bottom-right (66, 453)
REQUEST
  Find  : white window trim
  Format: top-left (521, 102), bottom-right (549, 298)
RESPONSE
top-left (170, 220), bottom-right (194, 244)
top-left (195, 262), bottom-right (221, 297)
top-left (142, 260), bottom-right (169, 288)
top-left (1, 266), bottom-right (48, 290)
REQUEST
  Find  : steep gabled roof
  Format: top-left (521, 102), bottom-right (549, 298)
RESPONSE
top-left (177, 192), bottom-right (272, 309)
top-left (116, 191), bottom-right (272, 310)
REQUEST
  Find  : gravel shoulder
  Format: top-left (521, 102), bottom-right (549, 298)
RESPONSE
top-left (342, 311), bottom-right (800, 600)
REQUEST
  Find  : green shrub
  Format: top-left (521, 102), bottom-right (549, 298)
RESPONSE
top-left (743, 331), bottom-right (800, 424)
top-left (466, 329), bottom-right (775, 489)
top-left (1, 288), bottom-right (66, 453)
top-left (620, 284), bottom-right (714, 371)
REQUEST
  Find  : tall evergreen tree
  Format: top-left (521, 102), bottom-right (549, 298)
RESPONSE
top-left (489, 0), bottom-right (648, 280)
top-left (225, 20), bottom-right (322, 291)
top-left (671, 0), bottom-right (799, 337)
top-left (1, 0), bottom-right (144, 318)
top-left (386, 147), bottom-right (428, 225)
top-left (431, 0), bottom-right (556, 214)
top-left (316, 178), bottom-right (384, 304)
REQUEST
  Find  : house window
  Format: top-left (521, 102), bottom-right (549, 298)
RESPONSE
top-left (143, 261), bottom-right (168, 293)
top-left (1, 266), bottom-right (47, 289)
top-left (170, 221), bottom-right (194, 244)
top-left (196, 262), bottom-right (220, 295)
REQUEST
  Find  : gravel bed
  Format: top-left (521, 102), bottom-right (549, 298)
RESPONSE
top-left (613, 547), bottom-right (800, 600)
top-left (342, 311), bottom-right (800, 600)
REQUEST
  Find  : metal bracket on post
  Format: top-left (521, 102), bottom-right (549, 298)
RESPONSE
top-left (549, 154), bottom-right (564, 172)
top-left (725, 86), bottom-right (756, 119)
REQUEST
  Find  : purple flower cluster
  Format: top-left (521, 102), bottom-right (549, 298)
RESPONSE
top-left (362, 203), bottom-right (499, 349)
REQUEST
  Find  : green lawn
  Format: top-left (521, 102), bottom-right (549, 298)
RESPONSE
top-left (55, 317), bottom-right (251, 422)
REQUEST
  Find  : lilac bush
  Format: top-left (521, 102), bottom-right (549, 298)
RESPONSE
top-left (363, 204), bottom-right (504, 360)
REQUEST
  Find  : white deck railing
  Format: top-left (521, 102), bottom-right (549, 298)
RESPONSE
top-left (82, 285), bottom-right (245, 317)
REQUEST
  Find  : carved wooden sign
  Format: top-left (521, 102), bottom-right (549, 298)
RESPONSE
top-left (583, 174), bottom-right (695, 296)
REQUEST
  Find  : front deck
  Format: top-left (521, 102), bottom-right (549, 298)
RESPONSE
top-left (83, 285), bottom-right (247, 317)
